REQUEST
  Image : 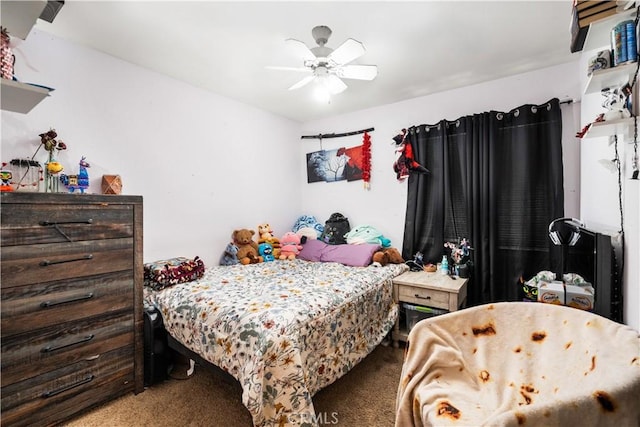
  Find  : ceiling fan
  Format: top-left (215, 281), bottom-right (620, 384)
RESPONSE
top-left (269, 25), bottom-right (378, 95)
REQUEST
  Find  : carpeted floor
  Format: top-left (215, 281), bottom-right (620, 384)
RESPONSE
top-left (63, 343), bottom-right (405, 426)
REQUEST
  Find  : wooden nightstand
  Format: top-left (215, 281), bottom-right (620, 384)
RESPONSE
top-left (392, 271), bottom-right (468, 346)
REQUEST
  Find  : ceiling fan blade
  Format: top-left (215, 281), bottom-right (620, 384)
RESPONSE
top-left (266, 66), bottom-right (311, 73)
top-left (328, 38), bottom-right (365, 65)
top-left (336, 64), bottom-right (378, 80)
top-left (324, 75), bottom-right (348, 94)
top-left (285, 38), bottom-right (317, 62)
top-left (336, 65), bottom-right (378, 80)
top-left (288, 75), bottom-right (316, 91)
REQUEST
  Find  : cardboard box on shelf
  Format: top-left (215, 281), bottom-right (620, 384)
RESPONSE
top-left (565, 284), bottom-right (595, 311)
top-left (538, 281), bottom-right (565, 305)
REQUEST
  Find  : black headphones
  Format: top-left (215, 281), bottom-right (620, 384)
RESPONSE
top-left (548, 217), bottom-right (584, 246)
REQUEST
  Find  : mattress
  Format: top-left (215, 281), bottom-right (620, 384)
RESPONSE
top-left (145, 259), bottom-right (407, 426)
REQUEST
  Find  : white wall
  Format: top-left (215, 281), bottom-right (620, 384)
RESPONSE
top-left (579, 44), bottom-right (640, 331)
top-left (5, 31), bottom-right (633, 330)
top-left (1, 30), bottom-right (301, 267)
top-left (299, 62), bottom-right (583, 258)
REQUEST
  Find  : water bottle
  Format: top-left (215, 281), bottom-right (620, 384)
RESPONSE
top-left (441, 255), bottom-right (449, 275)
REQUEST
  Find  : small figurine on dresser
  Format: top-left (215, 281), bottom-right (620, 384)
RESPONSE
top-left (60, 156), bottom-right (90, 193)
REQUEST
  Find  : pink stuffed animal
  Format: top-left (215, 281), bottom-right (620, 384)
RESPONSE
top-left (279, 232), bottom-right (303, 260)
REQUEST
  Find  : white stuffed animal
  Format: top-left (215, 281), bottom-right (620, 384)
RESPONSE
top-left (602, 86), bottom-right (631, 121)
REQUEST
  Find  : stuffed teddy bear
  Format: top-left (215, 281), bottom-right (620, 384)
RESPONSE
top-left (345, 225), bottom-right (391, 247)
top-left (258, 242), bottom-right (275, 262)
top-left (371, 247), bottom-right (405, 267)
top-left (257, 223), bottom-right (281, 258)
top-left (232, 229), bottom-right (263, 265)
top-left (219, 242), bottom-right (239, 266)
top-left (279, 232), bottom-right (305, 260)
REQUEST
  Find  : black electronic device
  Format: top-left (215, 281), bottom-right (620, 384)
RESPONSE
top-left (548, 218), bottom-right (621, 322)
top-left (143, 307), bottom-right (173, 387)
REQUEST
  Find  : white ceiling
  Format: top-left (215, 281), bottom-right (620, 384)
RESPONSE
top-left (33, 1), bottom-right (579, 123)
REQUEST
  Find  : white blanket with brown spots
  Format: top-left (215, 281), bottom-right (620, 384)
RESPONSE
top-left (396, 302), bottom-right (640, 426)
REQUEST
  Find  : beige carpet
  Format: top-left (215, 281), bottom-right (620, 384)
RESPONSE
top-left (63, 343), bottom-right (405, 427)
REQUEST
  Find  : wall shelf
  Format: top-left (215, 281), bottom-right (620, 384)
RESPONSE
top-left (1, 0), bottom-right (52, 113)
top-left (584, 61), bottom-right (638, 94)
top-left (583, 116), bottom-right (637, 139)
top-left (1, 79), bottom-right (51, 113)
top-left (0, 0), bottom-right (47, 40)
top-left (583, 7), bottom-right (636, 52)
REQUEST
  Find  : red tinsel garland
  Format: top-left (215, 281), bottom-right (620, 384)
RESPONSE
top-left (362, 131), bottom-right (371, 189)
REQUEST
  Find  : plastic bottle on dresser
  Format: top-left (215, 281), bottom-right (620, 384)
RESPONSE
top-left (441, 255), bottom-right (449, 275)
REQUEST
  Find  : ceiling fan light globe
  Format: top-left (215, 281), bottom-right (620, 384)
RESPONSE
top-left (313, 85), bottom-right (331, 104)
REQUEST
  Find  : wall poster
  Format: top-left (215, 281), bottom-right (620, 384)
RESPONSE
top-left (306, 144), bottom-right (364, 184)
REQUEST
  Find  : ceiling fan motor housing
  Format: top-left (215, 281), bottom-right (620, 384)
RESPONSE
top-left (312, 25), bottom-right (332, 46)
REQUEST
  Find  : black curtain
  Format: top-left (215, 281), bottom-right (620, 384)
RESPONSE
top-left (402, 99), bottom-right (564, 306)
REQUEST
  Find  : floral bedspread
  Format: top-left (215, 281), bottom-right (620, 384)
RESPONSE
top-left (144, 259), bottom-right (407, 427)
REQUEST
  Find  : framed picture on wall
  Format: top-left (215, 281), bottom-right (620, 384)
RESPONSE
top-left (306, 148), bottom-right (347, 183)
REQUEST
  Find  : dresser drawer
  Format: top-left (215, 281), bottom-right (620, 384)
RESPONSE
top-left (1, 203), bottom-right (134, 246)
top-left (1, 271), bottom-right (134, 338)
top-left (1, 311), bottom-right (134, 387)
top-left (398, 285), bottom-right (450, 310)
top-left (1, 238), bottom-right (133, 288)
top-left (1, 345), bottom-right (134, 427)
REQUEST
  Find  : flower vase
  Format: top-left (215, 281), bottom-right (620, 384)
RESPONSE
top-left (44, 153), bottom-right (60, 193)
top-left (457, 262), bottom-right (471, 278)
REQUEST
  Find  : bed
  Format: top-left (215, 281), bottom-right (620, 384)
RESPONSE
top-left (144, 258), bottom-right (407, 427)
top-left (395, 302), bottom-right (640, 427)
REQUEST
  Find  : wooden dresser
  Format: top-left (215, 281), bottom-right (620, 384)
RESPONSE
top-left (1, 193), bottom-right (144, 426)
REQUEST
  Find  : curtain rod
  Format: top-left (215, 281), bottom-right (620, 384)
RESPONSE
top-left (300, 127), bottom-right (374, 140)
top-left (559, 98), bottom-right (574, 105)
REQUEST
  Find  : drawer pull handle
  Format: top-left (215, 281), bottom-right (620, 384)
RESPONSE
top-left (41, 292), bottom-right (94, 308)
top-left (40, 254), bottom-right (93, 266)
top-left (41, 374), bottom-right (94, 398)
top-left (415, 294), bottom-right (431, 300)
top-left (41, 334), bottom-right (95, 353)
top-left (39, 219), bottom-right (93, 226)
top-left (39, 219), bottom-right (92, 242)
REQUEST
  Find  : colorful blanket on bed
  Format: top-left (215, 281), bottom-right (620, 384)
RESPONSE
top-left (144, 259), bottom-right (407, 427)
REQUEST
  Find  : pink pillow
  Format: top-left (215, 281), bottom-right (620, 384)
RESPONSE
top-left (320, 243), bottom-right (381, 267)
top-left (298, 239), bottom-right (327, 262)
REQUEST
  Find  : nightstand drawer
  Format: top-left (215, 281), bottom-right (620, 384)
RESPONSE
top-left (399, 285), bottom-right (450, 310)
